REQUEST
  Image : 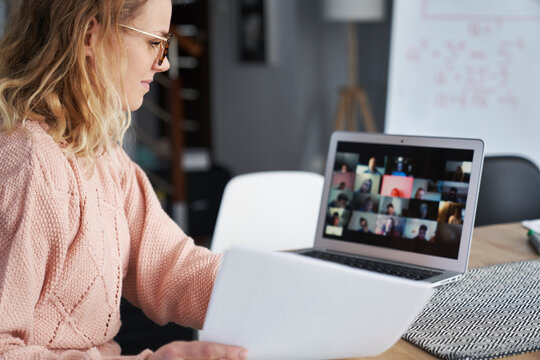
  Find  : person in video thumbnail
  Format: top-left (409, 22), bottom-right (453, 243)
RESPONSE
top-left (385, 203), bottom-right (395, 216)
top-left (360, 197), bottom-right (374, 213)
top-left (392, 158), bottom-right (406, 176)
top-left (448, 187), bottom-right (458, 202)
top-left (390, 188), bottom-right (401, 197)
top-left (415, 187), bottom-right (425, 200)
top-left (332, 212), bottom-right (341, 226)
top-left (419, 203), bottom-right (428, 219)
top-left (448, 207), bottom-right (463, 224)
top-left (413, 224), bottom-right (428, 241)
top-left (364, 157), bottom-right (382, 175)
top-left (358, 217), bottom-right (371, 233)
top-left (452, 165), bottom-right (464, 182)
top-left (359, 178), bottom-right (373, 193)
top-left (334, 181), bottom-right (347, 191)
top-left (381, 217), bottom-right (400, 237)
top-left (330, 193), bottom-right (350, 208)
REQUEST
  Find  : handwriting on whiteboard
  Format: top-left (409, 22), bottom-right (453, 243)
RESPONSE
top-left (403, 0), bottom-right (540, 110)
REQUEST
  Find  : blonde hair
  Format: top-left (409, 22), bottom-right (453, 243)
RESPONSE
top-left (0, 0), bottom-right (148, 163)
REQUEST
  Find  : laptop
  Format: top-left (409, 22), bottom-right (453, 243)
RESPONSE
top-left (295, 131), bottom-right (484, 287)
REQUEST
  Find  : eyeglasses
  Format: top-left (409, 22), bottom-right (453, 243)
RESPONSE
top-left (119, 24), bottom-right (172, 66)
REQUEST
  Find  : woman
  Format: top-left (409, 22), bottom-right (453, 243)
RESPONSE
top-left (414, 187), bottom-right (425, 200)
top-left (390, 187), bottom-right (401, 197)
top-left (385, 203), bottom-right (395, 216)
top-left (360, 196), bottom-right (374, 213)
top-left (380, 217), bottom-right (399, 237)
top-left (448, 207), bottom-right (463, 224)
top-left (0, 0), bottom-right (246, 359)
top-left (358, 178), bottom-right (372, 193)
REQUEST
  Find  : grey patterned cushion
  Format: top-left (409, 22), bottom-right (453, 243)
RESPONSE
top-left (403, 259), bottom-right (540, 360)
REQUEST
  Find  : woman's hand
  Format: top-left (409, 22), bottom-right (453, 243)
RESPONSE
top-left (150, 341), bottom-right (247, 360)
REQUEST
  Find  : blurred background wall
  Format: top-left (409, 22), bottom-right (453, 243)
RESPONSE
top-left (209, 0), bottom-right (392, 175)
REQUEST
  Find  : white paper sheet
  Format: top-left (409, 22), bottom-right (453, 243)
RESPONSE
top-left (200, 247), bottom-right (434, 360)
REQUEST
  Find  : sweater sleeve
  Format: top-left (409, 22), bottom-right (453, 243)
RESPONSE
top-left (0, 143), bottom-right (102, 360)
top-left (118, 150), bottom-right (221, 330)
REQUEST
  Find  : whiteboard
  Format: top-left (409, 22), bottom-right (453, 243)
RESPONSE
top-left (385, 0), bottom-right (540, 167)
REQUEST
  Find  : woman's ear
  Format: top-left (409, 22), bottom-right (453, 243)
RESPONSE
top-left (84, 18), bottom-right (100, 59)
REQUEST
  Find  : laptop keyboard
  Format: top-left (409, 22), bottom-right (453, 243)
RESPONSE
top-left (301, 250), bottom-right (441, 281)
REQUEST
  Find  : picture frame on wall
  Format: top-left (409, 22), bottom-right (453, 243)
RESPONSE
top-left (238, 0), bottom-right (272, 64)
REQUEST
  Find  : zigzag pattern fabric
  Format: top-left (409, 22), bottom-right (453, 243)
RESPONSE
top-left (403, 259), bottom-right (540, 360)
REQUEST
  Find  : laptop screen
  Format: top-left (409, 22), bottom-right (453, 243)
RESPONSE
top-left (323, 140), bottom-right (474, 260)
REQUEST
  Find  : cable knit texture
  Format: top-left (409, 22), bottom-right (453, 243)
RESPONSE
top-left (0, 121), bottom-right (221, 359)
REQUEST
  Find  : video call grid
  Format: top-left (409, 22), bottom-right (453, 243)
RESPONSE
top-left (323, 141), bottom-right (474, 259)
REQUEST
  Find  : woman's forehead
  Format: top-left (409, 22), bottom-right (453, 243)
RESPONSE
top-left (131, 0), bottom-right (172, 32)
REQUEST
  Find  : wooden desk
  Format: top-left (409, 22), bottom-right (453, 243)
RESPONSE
top-left (347, 222), bottom-right (540, 360)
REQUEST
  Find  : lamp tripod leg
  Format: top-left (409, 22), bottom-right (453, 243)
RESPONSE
top-left (333, 89), bottom-right (348, 131)
top-left (346, 90), bottom-right (358, 131)
top-left (354, 88), bottom-right (377, 132)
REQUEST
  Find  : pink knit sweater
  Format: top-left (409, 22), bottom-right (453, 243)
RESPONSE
top-left (0, 121), bottom-right (221, 359)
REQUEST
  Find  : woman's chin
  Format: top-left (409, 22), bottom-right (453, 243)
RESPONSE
top-left (123, 98), bottom-right (144, 112)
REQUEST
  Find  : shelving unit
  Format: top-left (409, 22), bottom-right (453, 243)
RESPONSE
top-left (132, 0), bottom-right (222, 242)
top-left (117, 1), bottom-right (221, 354)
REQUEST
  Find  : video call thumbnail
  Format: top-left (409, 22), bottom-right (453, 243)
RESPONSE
top-left (356, 155), bottom-right (385, 175)
top-left (375, 215), bottom-right (405, 237)
top-left (353, 193), bottom-right (380, 213)
top-left (334, 152), bottom-right (359, 173)
top-left (403, 219), bottom-right (438, 242)
top-left (348, 212), bottom-right (378, 233)
top-left (331, 171), bottom-right (356, 192)
top-left (412, 178), bottom-right (442, 201)
top-left (386, 156), bottom-right (414, 177)
top-left (441, 182), bottom-right (468, 204)
top-left (380, 175), bottom-right (414, 198)
top-left (324, 141), bottom-right (473, 260)
top-left (444, 161), bottom-right (472, 182)
top-left (327, 207), bottom-right (351, 227)
top-left (354, 173), bottom-right (382, 196)
top-left (438, 202), bottom-right (465, 225)
top-left (328, 188), bottom-right (353, 209)
top-left (405, 199), bottom-right (439, 220)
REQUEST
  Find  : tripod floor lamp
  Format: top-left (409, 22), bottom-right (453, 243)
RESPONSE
top-left (322, 0), bottom-right (386, 132)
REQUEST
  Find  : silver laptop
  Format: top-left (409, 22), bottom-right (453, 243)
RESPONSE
top-left (295, 131), bottom-right (484, 286)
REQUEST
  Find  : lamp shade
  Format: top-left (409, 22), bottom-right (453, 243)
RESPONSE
top-left (322, 0), bottom-right (385, 22)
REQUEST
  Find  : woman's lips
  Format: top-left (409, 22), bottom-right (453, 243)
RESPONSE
top-left (141, 81), bottom-right (152, 91)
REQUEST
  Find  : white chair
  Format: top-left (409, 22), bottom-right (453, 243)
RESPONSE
top-left (210, 171), bottom-right (325, 253)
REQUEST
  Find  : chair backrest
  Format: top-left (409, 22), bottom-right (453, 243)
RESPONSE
top-left (475, 156), bottom-right (540, 226)
top-left (210, 171), bottom-right (325, 253)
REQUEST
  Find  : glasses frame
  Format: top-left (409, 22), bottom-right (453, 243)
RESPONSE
top-left (119, 24), bottom-right (172, 66)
